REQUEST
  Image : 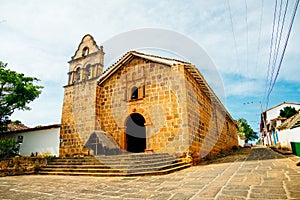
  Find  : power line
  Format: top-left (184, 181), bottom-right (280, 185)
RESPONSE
top-left (264, 0), bottom-right (278, 102)
top-left (227, 0), bottom-right (240, 71)
top-left (267, 0), bottom-right (299, 104)
top-left (245, 0), bottom-right (249, 72)
top-left (273, 0), bottom-right (289, 67)
top-left (255, 0), bottom-right (264, 72)
top-left (268, 0), bottom-right (284, 97)
top-left (268, 0), bottom-right (289, 96)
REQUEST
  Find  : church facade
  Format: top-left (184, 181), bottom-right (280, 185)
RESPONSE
top-left (59, 35), bottom-right (238, 158)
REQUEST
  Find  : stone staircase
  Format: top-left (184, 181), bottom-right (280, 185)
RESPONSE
top-left (39, 153), bottom-right (191, 176)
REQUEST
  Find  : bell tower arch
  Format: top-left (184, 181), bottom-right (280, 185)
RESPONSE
top-left (67, 34), bottom-right (104, 84)
top-left (60, 34), bottom-right (105, 156)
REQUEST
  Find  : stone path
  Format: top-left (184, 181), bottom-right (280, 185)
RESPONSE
top-left (0, 147), bottom-right (299, 199)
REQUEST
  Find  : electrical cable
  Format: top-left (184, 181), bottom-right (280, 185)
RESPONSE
top-left (266, 0), bottom-right (299, 108)
top-left (227, 0), bottom-right (240, 71)
top-left (268, 0), bottom-right (289, 96)
top-left (245, 0), bottom-right (249, 71)
top-left (268, 0), bottom-right (284, 96)
top-left (264, 0), bottom-right (278, 103)
top-left (255, 0), bottom-right (264, 72)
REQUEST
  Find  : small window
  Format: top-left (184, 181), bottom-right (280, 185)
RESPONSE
top-left (76, 68), bottom-right (81, 82)
top-left (86, 65), bottom-right (91, 79)
top-left (82, 47), bottom-right (89, 57)
top-left (131, 86), bottom-right (138, 100)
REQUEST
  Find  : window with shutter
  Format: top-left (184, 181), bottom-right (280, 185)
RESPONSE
top-left (131, 86), bottom-right (138, 100)
top-left (138, 87), bottom-right (142, 99)
top-left (143, 85), bottom-right (146, 97)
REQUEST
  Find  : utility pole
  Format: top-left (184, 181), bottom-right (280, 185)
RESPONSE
top-left (260, 101), bottom-right (270, 146)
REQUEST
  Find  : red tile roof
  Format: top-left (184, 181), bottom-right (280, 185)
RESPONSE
top-left (6, 123), bottom-right (29, 132)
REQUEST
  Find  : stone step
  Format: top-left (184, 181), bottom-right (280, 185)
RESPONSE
top-left (41, 162), bottom-right (184, 173)
top-left (40, 153), bottom-right (191, 176)
top-left (48, 161), bottom-right (103, 165)
top-left (50, 158), bottom-right (100, 163)
top-left (46, 158), bottom-right (179, 171)
top-left (42, 164), bottom-right (110, 169)
top-left (108, 160), bottom-right (175, 170)
top-left (49, 156), bottom-right (175, 166)
top-left (96, 153), bottom-right (171, 160)
top-left (95, 156), bottom-right (176, 165)
top-left (120, 161), bottom-right (188, 173)
top-left (40, 167), bottom-right (121, 173)
top-left (39, 163), bottom-right (191, 177)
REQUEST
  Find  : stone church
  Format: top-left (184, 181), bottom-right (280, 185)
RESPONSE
top-left (59, 34), bottom-right (238, 159)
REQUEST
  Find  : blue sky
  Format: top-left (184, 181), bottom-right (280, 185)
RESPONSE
top-left (0, 0), bottom-right (299, 134)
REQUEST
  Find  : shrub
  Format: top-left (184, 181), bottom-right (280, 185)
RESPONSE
top-left (41, 152), bottom-right (55, 163)
top-left (34, 163), bottom-right (41, 173)
top-left (0, 138), bottom-right (18, 159)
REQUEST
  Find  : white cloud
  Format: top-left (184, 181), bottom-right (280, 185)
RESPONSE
top-left (224, 78), bottom-right (265, 97)
top-left (0, 0), bottom-right (299, 126)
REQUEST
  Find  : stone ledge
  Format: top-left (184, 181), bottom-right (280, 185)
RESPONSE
top-left (270, 147), bottom-right (300, 166)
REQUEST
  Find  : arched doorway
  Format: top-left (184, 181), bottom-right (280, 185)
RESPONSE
top-left (125, 113), bottom-right (146, 153)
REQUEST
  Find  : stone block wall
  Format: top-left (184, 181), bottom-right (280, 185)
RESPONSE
top-left (97, 58), bottom-right (190, 154)
top-left (184, 68), bottom-right (238, 158)
top-left (60, 80), bottom-right (99, 156)
top-left (60, 34), bottom-right (104, 156)
top-left (59, 42), bottom-right (238, 157)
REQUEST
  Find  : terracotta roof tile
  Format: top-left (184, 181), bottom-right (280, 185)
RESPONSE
top-left (277, 111), bottom-right (300, 130)
top-left (6, 123), bottom-right (29, 132)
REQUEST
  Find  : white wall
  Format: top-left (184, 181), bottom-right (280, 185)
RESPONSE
top-left (262, 133), bottom-right (272, 146)
top-left (277, 127), bottom-right (300, 150)
top-left (12, 128), bottom-right (60, 157)
top-left (266, 104), bottom-right (300, 123)
top-left (238, 135), bottom-right (245, 147)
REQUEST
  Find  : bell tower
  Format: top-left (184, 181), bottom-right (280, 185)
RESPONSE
top-left (60, 34), bottom-right (104, 156)
top-left (67, 34), bottom-right (104, 84)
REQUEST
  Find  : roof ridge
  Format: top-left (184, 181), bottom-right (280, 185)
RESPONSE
top-left (130, 50), bottom-right (190, 64)
top-left (101, 51), bottom-right (131, 75)
top-left (264, 102), bottom-right (300, 113)
top-left (98, 50), bottom-right (235, 124)
top-left (100, 50), bottom-right (191, 82)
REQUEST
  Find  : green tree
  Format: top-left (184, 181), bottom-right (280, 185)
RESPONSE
top-left (279, 106), bottom-right (297, 119)
top-left (0, 138), bottom-right (18, 159)
top-left (237, 118), bottom-right (258, 142)
top-left (0, 61), bottom-right (43, 132)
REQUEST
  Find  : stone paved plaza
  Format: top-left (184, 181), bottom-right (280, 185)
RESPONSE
top-left (0, 147), bottom-right (299, 200)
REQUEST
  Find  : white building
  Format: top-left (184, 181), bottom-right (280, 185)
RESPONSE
top-left (277, 111), bottom-right (300, 150)
top-left (260, 102), bottom-right (300, 147)
top-left (0, 124), bottom-right (60, 157)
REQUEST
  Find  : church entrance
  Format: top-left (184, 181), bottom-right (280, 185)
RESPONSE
top-left (125, 113), bottom-right (146, 153)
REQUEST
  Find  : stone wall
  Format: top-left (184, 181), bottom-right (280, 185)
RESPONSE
top-left (97, 58), bottom-right (190, 154)
top-left (59, 42), bottom-right (238, 157)
top-left (60, 34), bottom-right (104, 156)
top-left (0, 157), bottom-right (48, 177)
top-left (96, 56), bottom-right (238, 156)
top-left (184, 68), bottom-right (238, 158)
top-left (60, 79), bottom-right (99, 156)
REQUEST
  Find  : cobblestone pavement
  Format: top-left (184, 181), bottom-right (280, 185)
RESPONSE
top-left (0, 147), bottom-right (300, 200)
